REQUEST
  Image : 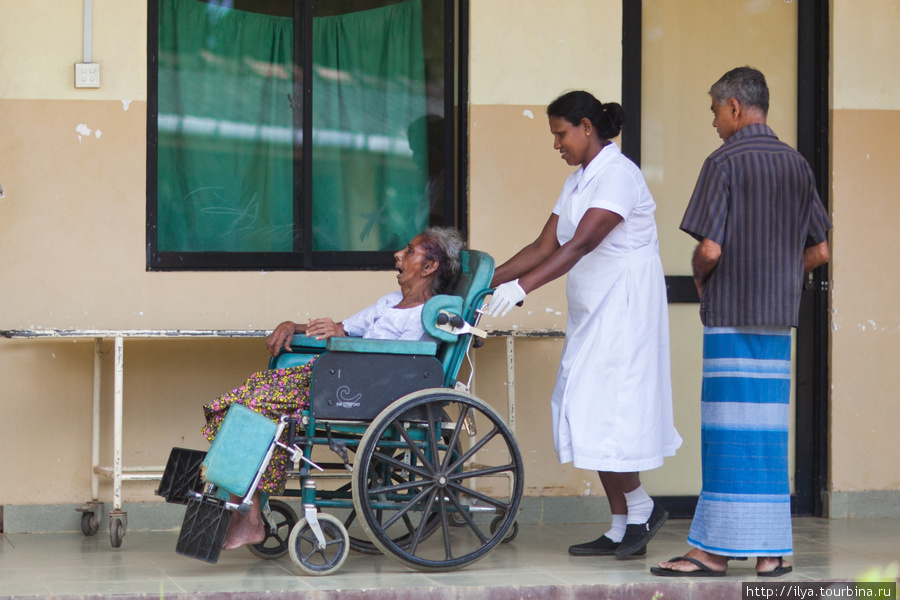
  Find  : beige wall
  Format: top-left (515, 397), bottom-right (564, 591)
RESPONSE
top-left (0, 0), bottom-right (402, 508)
top-left (829, 1), bottom-right (900, 495)
top-left (0, 0), bottom-right (631, 509)
top-left (0, 0), bottom-right (147, 102)
top-left (2, 0), bottom-right (900, 517)
top-left (641, 0), bottom-right (798, 276)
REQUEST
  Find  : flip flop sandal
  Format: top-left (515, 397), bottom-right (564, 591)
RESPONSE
top-left (650, 555), bottom-right (727, 577)
top-left (757, 557), bottom-right (793, 577)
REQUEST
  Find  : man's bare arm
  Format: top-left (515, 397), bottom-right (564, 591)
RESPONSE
top-left (803, 241), bottom-right (830, 273)
top-left (692, 238), bottom-right (722, 296)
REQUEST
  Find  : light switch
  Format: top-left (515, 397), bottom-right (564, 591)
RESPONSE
top-left (75, 63), bottom-right (100, 88)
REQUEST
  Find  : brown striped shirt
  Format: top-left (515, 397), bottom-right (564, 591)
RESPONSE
top-left (680, 123), bottom-right (832, 327)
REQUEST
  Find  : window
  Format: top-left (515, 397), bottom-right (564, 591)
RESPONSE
top-left (147, 0), bottom-right (466, 270)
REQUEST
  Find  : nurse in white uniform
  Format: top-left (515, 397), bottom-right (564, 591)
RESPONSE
top-left (487, 90), bottom-right (682, 558)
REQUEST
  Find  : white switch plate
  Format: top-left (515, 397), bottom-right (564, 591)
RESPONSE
top-left (75, 63), bottom-right (101, 88)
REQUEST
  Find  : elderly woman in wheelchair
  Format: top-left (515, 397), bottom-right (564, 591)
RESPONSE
top-left (202, 227), bottom-right (465, 551)
top-left (157, 227), bottom-right (523, 575)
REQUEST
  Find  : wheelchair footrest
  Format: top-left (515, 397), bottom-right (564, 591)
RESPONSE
top-left (175, 495), bottom-right (233, 564)
top-left (156, 447), bottom-right (207, 504)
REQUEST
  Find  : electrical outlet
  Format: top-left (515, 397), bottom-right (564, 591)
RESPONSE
top-left (75, 63), bottom-right (100, 88)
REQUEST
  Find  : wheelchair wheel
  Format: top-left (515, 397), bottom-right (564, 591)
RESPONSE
top-left (341, 449), bottom-right (444, 555)
top-left (342, 411), bottom-right (457, 554)
top-left (248, 499), bottom-right (298, 560)
top-left (352, 389), bottom-right (523, 572)
top-left (288, 513), bottom-right (350, 576)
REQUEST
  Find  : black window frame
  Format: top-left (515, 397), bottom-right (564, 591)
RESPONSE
top-left (146, 0), bottom-right (468, 271)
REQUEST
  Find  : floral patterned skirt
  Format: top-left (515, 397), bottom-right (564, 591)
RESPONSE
top-left (201, 361), bottom-right (314, 495)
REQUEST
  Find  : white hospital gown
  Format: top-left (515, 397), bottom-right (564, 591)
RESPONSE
top-left (551, 143), bottom-right (682, 472)
top-left (341, 291), bottom-right (428, 340)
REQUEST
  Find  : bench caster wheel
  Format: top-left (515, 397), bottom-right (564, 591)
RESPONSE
top-left (76, 501), bottom-right (103, 537)
top-left (109, 512), bottom-right (127, 548)
top-left (81, 512), bottom-right (100, 536)
top-left (288, 513), bottom-right (349, 576)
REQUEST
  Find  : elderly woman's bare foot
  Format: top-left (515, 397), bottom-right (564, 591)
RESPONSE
top-left (222, 510), bottom-right (265, 551)
top-left (221, 493), bottom-right (266, 551)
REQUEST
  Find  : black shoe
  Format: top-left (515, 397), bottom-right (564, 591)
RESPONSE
top-left (615, 502), bottom-right (668, 558)
top-left (568, 534), bottom-right (647, 556)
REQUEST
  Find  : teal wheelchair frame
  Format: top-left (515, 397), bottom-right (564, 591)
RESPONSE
top-left (156, 250), bottom-right (524, 575)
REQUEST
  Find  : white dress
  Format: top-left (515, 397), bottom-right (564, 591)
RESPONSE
top-left (551, 143), bottom-right (682, 472)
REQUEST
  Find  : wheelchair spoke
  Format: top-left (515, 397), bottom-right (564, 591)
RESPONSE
top-left (440, 408), bottom-right (466, 471)
top-left (272, 529), bottom-right (288, 545)
top-left (436, 493), bottom-right (454, 560)
top-left (449, 461), bottom-right (518, 482)
top-left (399, 512), bottom-right (419, 540)
top-left (367, 476), bottom-right (429, 497)
top-left (298, 529), bottom-right (317, 546)
top-left (406, 486), bottom-right (439, 556)
top-left (342, 509), bottom-right (358, 530)
top-left (424, 402), bottom-right (442, 476)
top-left (370, 449), bottom-right (431, 480)
top-left (444, 487), bottom-right (489, 545)
top-left (446, 425), bottom-right (501, 473)
top-left (395, 424), bottom-right (438, 477)
top-left (445, 480), bottom-right (513, 512)
top-left (379, 484), bottom-right (435, 532)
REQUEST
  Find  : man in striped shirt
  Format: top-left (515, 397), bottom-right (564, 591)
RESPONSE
top-left (651, 67), bottom-right (831, 579)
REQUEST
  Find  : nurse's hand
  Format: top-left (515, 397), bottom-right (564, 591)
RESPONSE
top-left (487, 280), bottom-right (527, 317)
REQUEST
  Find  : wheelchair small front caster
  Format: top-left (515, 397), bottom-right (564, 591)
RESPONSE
top-left (490, 515), bottom-right (519, 543)
top-left (109, 511), bottom-right (127, 548)
top-left (249, 499), bottom-right (298, 560)
top-left (288, 513), bottom-right (349, 576)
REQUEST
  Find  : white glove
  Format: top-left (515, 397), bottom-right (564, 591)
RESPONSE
top-left (487, 279), bottom-right (527, 317)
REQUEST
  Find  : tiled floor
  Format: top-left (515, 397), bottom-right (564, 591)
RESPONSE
top-left (1, 518), bottom-right (899, 599)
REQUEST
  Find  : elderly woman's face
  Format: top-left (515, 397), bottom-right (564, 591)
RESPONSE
top-left (393, 235), bottom-right (436, 290)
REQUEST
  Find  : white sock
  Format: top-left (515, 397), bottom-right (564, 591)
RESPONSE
top-left (603, 514), bottom-right (627, 542)
top-left (624, 485), bottom-right (654, 525)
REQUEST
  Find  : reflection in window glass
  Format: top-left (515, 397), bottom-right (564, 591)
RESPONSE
top-left (152, 0), bottom-right (454, 266)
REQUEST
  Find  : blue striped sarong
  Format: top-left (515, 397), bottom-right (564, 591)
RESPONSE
top-left (687, 326), bottom-right (793, 557)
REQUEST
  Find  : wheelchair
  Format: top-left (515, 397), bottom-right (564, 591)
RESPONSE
top-left (155, 250), bottom-right (524, 575)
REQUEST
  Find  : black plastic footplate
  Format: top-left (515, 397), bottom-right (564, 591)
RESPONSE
top-left (155, 447), bottom-right (207, 504)
top-left (175, 495), bottom-right (233, 564)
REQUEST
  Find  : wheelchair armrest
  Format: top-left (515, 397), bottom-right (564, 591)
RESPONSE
top-left (325, 337), bottom-right (438, 356)
top-left (268, 335), bottom-right (328, 369)
top-left (289, 335), bottom-right (328, 351)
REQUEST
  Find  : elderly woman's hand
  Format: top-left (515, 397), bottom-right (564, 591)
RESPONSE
top-left (306, 318), bottom-right (346, 340)
top-left (266, 321), bottom-right (301, 356)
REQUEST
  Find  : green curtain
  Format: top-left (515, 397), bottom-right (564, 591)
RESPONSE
top-left (157, 0), bottom-right (429, 254)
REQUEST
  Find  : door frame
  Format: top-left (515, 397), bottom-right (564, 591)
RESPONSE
top-left (620, 0), bottom-right (831, 518)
